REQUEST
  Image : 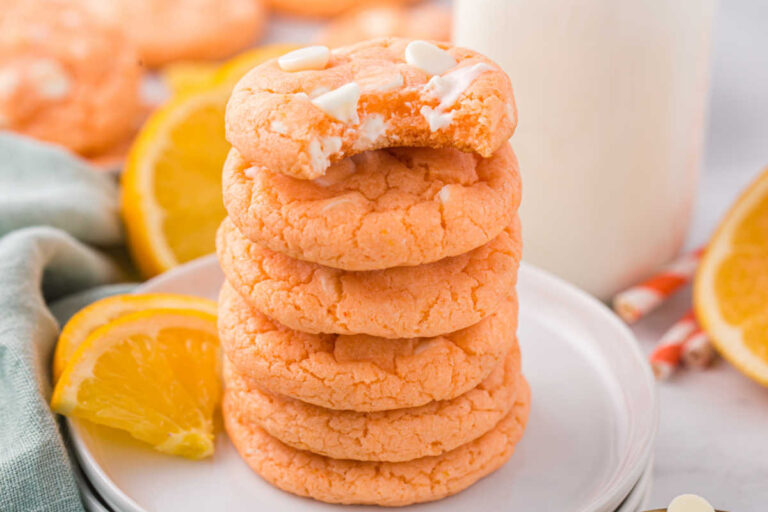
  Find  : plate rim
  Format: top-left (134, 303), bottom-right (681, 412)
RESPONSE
top-left (69, 254), bottom-right (658, 512)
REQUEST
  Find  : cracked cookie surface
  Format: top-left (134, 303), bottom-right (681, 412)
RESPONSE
top-left (218, 282), bottom-right (517, 411)
top-left (224, 349), bottom-right (520, 462)
top-left (223, 376), bottom-right (530, 506)
top-left (216, 215), bottom-right (522, 338)
top-left (223, 144), bottom-right (520, 270)
top-left (225, 37), bottom-right (516, 179)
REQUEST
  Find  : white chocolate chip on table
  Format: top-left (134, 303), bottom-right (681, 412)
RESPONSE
top-left (645, 494), bottom-right (720, 512)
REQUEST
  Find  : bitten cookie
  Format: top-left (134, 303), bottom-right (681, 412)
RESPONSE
top-left (225, 349), bottom-right (521, 462)
top-left (92, 0), bottom-right (267, 68)
top-left (266, 0), bottom-right (418, 18)
top-left (317, 4), bottom-right (451, 48)
top-left (223, 144), bottom-right (521, 270)
top-left (217, 216), bottom-right (522, 338)
top-left (226, 38), bottom-right (517, 179)
top-left (223, 377), bottom-right (530, 506)
top-left (0, 0), bottom-right (141, 156)
top-left (218, 282), bottom-right (518, 411)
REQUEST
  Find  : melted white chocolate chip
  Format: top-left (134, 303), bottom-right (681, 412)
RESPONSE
top-left (405, 40), bottom-right (456, 76)
top-left (311, 82), bottom-right (360, 123)
top-left (420, 62), bottom-right (493, 132)
top-left (278, 46), bottom-right (330, 72)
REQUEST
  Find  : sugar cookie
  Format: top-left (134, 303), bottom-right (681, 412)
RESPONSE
top-left (93, 0), bottom-right (267, 68)
top-left (0, 0), bottom-right (141, 156)
top-left (317, 4), bottom-right (451, 48)
top-left (218, 282), bottom-right (518, 411)
top-left (223, 143), bottom-right (521, 270)
top-left (225, 349), bottom-right (521, 461)
top-left (266, 0), bottom-right (418, 18)
top-left (226, 38), bottom-right (516, 179)
top-left (223, 377), bottom-right (530, 506)
top-left (216, 216), bottom-right (522, 338)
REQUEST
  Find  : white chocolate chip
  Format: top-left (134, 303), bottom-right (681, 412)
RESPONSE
top-left (420, 63), bottom-right (492, 132)
top-left (321, 196), bottom-right (355, 213)
top-left (278, 46), bottom-right (330, 72)
top-left (667, 495), bottom-right (715, 512)
top-left (311, 82), bottom-right (360, 123)
top-left (376, 73), bottom-right (404, 92)
top-left (309, 136), bottom-right (343, 173)
top-left (357, 115), bottom-right (387, 146)
top-left (244, 166), bottom-right (258, 179)
top-left (29, 59), bottom-right (71, 99)
top-left (405, 40), bottom-right (456, 76)
top-left (413, 339), bottom-right (440, 355)
top-left (438, 185), bottom-right (451, 203)
top-left (420, 106), bottom-right (453, 132)
top-left (0, 69), bottom-right (20, 98)
top-left (270, 120), bottom-right (288, 134)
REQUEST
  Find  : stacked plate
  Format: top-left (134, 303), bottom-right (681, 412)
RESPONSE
top-left (70, 256), bottom-right (657, 512)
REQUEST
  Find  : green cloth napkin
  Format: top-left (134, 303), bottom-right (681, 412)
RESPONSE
top-left (0, 134), bottom-right (130, 512)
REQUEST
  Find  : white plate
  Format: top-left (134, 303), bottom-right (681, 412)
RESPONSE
top-left (616, 459), bottom-right (653, 512)
top-left (70, 255), bottom-right (657, 512)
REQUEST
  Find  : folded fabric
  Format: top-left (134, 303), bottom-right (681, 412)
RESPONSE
top-left (0, 134), bottom-right (128, 512)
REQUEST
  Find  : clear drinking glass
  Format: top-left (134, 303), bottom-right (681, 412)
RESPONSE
top-left (455, 0), bottom-right (716, 299)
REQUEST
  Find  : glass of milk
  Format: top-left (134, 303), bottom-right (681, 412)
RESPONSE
top-left (454, 0), bottom-right (716, 300)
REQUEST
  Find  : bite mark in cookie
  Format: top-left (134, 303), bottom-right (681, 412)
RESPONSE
top-left (225, 37), bottom-right (516, 179)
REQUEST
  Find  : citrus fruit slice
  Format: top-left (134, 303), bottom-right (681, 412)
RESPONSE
top-left (52, 293), bottom-right (217, 381)
top-left (121, 44), bottom-right (296, 278)
top-left (695, 167), bottom-right (768, 385)
top-left (51, 309), bottom-right (220, 459)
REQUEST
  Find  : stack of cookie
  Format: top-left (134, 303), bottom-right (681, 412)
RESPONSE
top-left (216, 38), bottom-right (528, 506)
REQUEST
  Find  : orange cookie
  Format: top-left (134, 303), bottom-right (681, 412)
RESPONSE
top-left (217, 216), bottom-right (521, 338)
top-left (218, 282), bottom-right (517, 411)
top-left (223, 377), bottom-right (530, 506)
top-left (92, 0), bottom-right (267, 68)
top-left (223, 144), bottom-right (521, 270)
top-left (266, 0), bottom-right (418, 18)
top-left (0, 0), bottom-right (142, 156)
top-left (225, 348), bottom-right (520, 462)
top-left (318, 4), bottom-right (451, 48)
top-left (226, 38), bottom-right (517, 179)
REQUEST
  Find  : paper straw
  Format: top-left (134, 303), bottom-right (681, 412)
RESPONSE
top-left (613, 248), bottom-right (704, 324)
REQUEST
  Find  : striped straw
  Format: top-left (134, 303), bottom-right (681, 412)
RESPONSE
top-left (649, 310), bottom-right (699, 380)
top-left (613, 248), bottom-right (704, 324)
top-left (681, 328), bottom-right (716, 370)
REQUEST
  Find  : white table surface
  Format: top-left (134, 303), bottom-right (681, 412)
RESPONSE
top-left (637, 1), bottom-right (768, 510)
top-left (244, 3), bottom-right (768, 510)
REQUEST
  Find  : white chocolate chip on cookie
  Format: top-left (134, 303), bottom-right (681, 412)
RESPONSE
top-left (405, 40), bottom-right (456, 76)
top-left (311, 82), bottom-right (360, 123)
top-left (278, 46), bottom-right (330, 72)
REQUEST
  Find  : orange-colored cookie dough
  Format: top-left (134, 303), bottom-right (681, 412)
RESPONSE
top-left (0, 0), bottom-right (141, 156)
top-left (223, 377), bottom-right (530, 506)
top-left (225, 349), bottom-right (521, 462)
top-left (226, 38), bottom-right (517, 179)
top-left (217, 216), bottom-right (522, 338)
top-left (266, 0), bottom-right (418, 18)
top-left (318, 4), bottom-right (451, 48)
top-left (223, 144), bottom-right (521, 270)
top-left (94, 0), bottom-right (267, 68)
top-left (218, 282), bottom-right (517, 411)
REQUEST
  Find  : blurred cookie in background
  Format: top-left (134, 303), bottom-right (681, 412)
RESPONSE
top-left (0, 0), bottom-right (142, 157)
top-left (90, 0), bottom-right (268, 68)
top-left (317, 3), bottom-right (451, 47)
top-left (268, 0), bottom-right (420, 19)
